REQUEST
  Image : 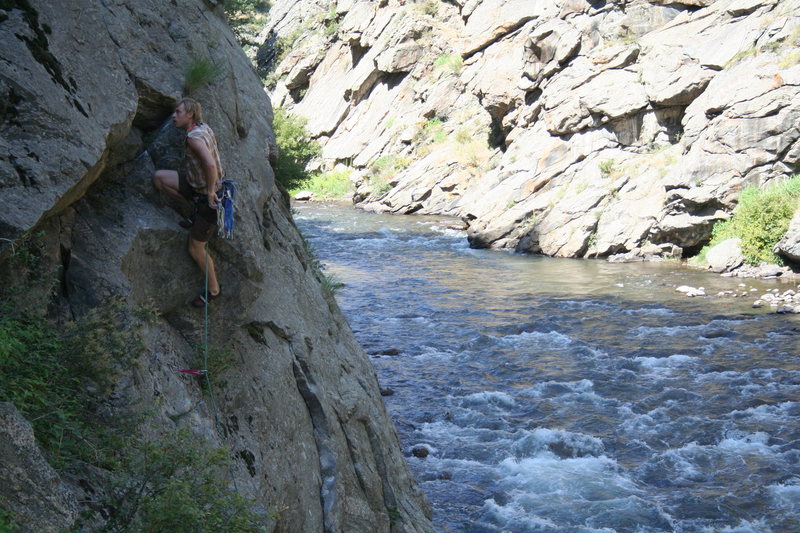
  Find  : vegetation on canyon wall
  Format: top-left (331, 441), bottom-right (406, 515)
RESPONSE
top-left (698, 175), bottom-right (800, 266)
top-left (0, 238), bottom-right (267, 531)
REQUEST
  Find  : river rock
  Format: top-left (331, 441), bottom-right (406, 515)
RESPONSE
top-left (704, 238), bottom-right (744, 273)
top-left (676, 285), bottom-right (706, 297)
top-left (294, 190), bottom-right (316, 201)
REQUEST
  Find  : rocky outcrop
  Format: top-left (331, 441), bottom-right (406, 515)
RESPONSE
top-left (776, 211), bottom-right (800, 263)
top-left (0, 1), bottom-right (432, 532)
top-left (266, 0), bottom-right (800, 261)
top-left (0, 403), bottom-right (77, 532)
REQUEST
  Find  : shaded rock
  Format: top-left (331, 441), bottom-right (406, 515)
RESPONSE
top-left (411, 445), bottom-right (430, 459)
top-left (0, 403), bottom-right (77, 532)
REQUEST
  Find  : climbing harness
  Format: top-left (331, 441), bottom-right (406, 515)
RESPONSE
top-left (216, 178), bottom-right (239, 239)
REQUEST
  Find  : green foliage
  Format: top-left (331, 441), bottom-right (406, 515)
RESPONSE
top-left (273, 107), bottom-right (321, 190)
top-left (291, 168), bottom-right (354, 199)
top-left (454, 128), bottom-right (472, 144)
top-left (102, 429), bottom-right (267, 532)
top-left (224, 0), bottom-right (270, 43)
top-left (0, 299), bottom-right (141, 468)
top-left (706, 176), bottom-right (800, 265)
top-left (434, 53), bottom-right (463, 75)
top-left (320, 273), bottom-right (344, 298)
top-left (422, 0), bottom-right (439, 16)
top-left (598, 159), bottom-right (616, 178)
top-left (420, 117), bottom-right (447, 144)
top-left (184, 56), bottom-right (225, 94)
top-left (0, 508), bottom-right (18, 533)
top-left (192, 345), bottom-right (237, 391)
top-left (367, 155), bottom-right (410, 196)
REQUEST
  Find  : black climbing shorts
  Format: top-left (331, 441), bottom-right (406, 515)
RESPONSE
top-left (178, 171), bottom-right (218, 243)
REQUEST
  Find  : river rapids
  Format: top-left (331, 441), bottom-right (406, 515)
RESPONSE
top-left (294, 203), bottom-right (800, 533)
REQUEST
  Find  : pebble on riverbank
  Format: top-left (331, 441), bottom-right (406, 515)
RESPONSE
top-left (677, 284), bottom-right (800, 314)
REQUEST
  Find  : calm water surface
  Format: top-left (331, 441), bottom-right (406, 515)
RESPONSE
top-left (294, 203), bottom-right (800, 533)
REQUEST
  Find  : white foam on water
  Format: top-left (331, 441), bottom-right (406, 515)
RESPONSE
top-left (717, 431), bottom-right (776, 455)
top-left (479, 499), bottom-right (563, 531)
top-left (510, 427), bottom-right (605, 459)
top-left (494, 330), bottom-right (575, 349)
top-left (699, 519), bottom-right (772, 533)
top-left (766, 479), bottom-right (800, 511)
top-left (459, 390), bottom-right (517, 410)
top-left (494, 454), bottom-right (636, 496)
top-left (634, 353), bottom-right (699, 371)
top-left (520, 379), bottom-right (607, 405)
top-left (729, 401), bottom-right (798, 422)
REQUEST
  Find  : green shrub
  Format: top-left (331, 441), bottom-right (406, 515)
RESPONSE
top-left (706, 175), bottom-right (800, 265)
top-left (598, 159), bottom-right (616, 178)
top-left (224, 0), bottom-right (270, 41)
top-left (0, 298), bottom-right (141, 468)
top-left (103, 429), bottom-right (267, 532)
top-left (434, 54), bottom-right (463, 75)
top-left (291, 168), bottom-right (354, 199)
top-left (0, 508), bottom-right (18, 533)
top-left (184, 56), bottom-right (225, 94)
top-left (272, 107), bottom-right (321, 190)
top-left (321, 273), bottom-right (344, 298)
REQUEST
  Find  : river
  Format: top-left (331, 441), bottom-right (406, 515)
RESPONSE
top-left (293, 202), bottom-right (800, 533)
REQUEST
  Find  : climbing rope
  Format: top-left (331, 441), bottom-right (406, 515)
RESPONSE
top-left (174, 243), bottom-right (242, 502)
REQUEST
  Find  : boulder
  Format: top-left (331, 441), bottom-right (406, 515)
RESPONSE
top-left (775, 211), bottom-right (800, 264)
top-left (705, 238), bottom-right (744, 273)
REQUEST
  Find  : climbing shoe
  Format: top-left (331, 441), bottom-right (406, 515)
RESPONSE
top-left (191, 289), bottom-right (221, 308)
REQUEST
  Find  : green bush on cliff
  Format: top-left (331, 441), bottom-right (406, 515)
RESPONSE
top-left (704, 175), bottom-right (800, 265)
top-left (184, 56), bottom-right (226, 94)
top-left (273, 107), bottom-right (321, 190)
top-left (102, 429), bottom-right (268, 533)
top-left (0, 298), bottom-right (143, 469)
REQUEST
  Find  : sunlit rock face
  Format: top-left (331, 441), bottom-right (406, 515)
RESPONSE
top-left (0, 1), bottom-right (433, 531)
top-left (266, 0), bottom-right (800, 260)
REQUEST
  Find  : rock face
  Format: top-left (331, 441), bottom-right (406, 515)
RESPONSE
top-left (266, 0), bottom-right (800, 260)
top-left (0, 403), bottom-right (77, 532)
top-left (0, 1), bottom-right (432, 532)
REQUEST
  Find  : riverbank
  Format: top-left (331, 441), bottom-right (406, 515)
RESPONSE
top-left (295, 199), bottom-right (800, 315)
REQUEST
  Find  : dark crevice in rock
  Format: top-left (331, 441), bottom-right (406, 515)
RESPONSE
top-left (382, 71), bottom-right (407, 91)
top-left (0, 83), bottom-right (23, 128)
top-left (350, 42), bottom-right (370, 67)
top-left (238, 449), bottom-right (257, 477)
top-left (5, 0), bottom-right (81, 111)
top-left (290, 350), bottom-right (339, 533)
top-left (524, 87), bottom-right (542, 106)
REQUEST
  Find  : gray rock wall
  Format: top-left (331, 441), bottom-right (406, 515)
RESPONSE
top-left (0, 1), bottom-right (432, 531)
top-left (267, 0), bottom-right (800, 260)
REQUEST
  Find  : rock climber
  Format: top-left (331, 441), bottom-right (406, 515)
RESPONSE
top-left (153, 97), bottom-right (223, 307)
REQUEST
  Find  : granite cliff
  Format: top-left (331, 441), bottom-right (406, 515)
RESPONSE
top-left (0, 1), bottom-right (432, 531)
top-left (266, 0), bottom-right (800, 262)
